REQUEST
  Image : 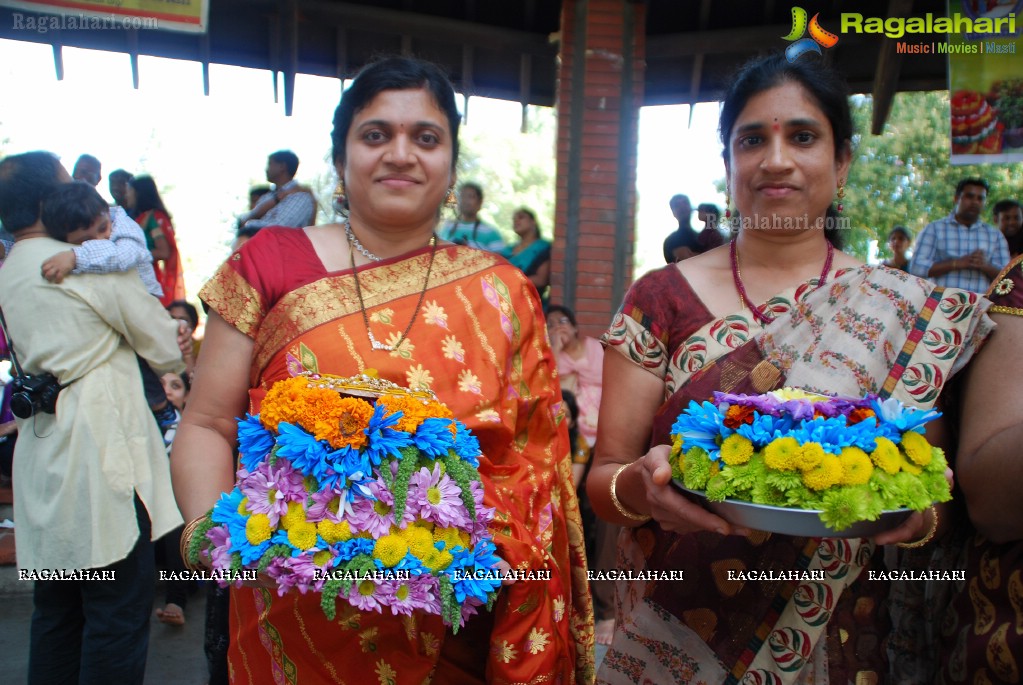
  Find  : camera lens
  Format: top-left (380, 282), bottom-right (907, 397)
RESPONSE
top-left (10, 391), bottom-right (34, 420)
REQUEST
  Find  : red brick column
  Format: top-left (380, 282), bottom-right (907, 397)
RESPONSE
top-left (551, 0), bottom-right (645, 338)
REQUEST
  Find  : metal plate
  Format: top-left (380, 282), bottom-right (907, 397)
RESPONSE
top-left (673, 482), bottom-right (914, 538)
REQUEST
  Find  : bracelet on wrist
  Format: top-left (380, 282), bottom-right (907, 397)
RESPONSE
top-left (179, 515), bottom-right (209, 571)
top-left (610, 463), bottom-right (652, 523)
top-left (897, 506), bottom-right (939, 549)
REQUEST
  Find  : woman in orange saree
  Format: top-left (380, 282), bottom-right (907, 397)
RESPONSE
top-left (173, 57), bottom-right (592, 685)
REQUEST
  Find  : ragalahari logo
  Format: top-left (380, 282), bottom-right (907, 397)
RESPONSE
top-left (783, 7), bottom-right (840, 61)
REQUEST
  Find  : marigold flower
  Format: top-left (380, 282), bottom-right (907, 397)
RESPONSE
top-left (900, 431), bottom-right (932, 467)
top-left (870, 437), bottom-right (901, 475)
top-left (724, 405), bottom-right (756, 429)
top-left (764, 437), bottom-right (801, 471)
top-left (245, 513), bottom-right (272, 545)
top-left (847, 407), bottom-right (876, 424)
top-left (838, 447), bottom-right (873, 486)
top-left (720, 434), bottom-right (755, 465)
top-left (373, 534), bottom-right (410, 567)
top-left (802, 454), bottom-right (843, 490)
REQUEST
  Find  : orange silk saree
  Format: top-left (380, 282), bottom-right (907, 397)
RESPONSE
top-left (200, 228), bottom-right (593, 685)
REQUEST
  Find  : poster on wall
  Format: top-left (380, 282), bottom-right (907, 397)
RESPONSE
top-left (4, 0), bottom-right (208, 33)
top-left (948, 0), bottom-right (1023, 164)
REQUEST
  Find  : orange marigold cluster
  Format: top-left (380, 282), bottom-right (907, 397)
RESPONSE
top-left (259, 376), bottom-right (377, 449)
top-left (724, 405), bottom-right (757, 429)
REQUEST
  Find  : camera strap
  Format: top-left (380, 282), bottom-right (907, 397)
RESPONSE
top-left (0, 307), bottom-right (28, 379)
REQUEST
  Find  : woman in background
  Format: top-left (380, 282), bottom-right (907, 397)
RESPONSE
top-left (503, 207), bottom-right (551, 308)
top-left (127, 175), bottom-right (184, 307)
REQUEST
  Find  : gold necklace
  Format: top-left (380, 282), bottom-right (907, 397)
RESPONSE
top-left (348, 232), bottom-right (438, 352)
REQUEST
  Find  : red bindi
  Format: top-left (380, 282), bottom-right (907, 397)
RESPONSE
top-left (772, 121), bottom-right (781, 132)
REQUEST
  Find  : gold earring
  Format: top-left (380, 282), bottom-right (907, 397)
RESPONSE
top-left (445, 186), bottom-right (457, 208)
top-left (332, 179), bottom-right (346, 213)
top-left (836, 181), bottom-right (845, 213)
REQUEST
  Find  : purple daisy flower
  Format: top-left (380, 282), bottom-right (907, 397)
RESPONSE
top-left (347, 577), bottom-right (386, 613)
top-left (380, 574), bottom-right (439, 616)
top-left (347, 479), bottom-right (406, 537)
top-left (239, 458), bottom-right (307, 527)
top-left (408, 463), bottom-right (470, 528)
top-left (205, 525), bottom-right (234, 572)
top-left (269, 549), bottom-right (335, 595)
top-left (467, 480), bottom-right (494, 545)
top-left (306, 486), bottom-right (351, 524)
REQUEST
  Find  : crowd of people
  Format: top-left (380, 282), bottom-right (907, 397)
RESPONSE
top-left (0, 50), bottom-right (1020, 685)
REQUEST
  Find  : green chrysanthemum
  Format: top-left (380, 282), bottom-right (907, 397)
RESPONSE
top-left (682, 447), bottom-right (716, 490)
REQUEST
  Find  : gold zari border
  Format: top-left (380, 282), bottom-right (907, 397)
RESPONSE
top-left (989, 304), bottom-right (1023, 318)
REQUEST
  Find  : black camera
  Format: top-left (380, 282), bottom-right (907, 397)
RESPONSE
top-left (9, 373), bottom-right (62, 419)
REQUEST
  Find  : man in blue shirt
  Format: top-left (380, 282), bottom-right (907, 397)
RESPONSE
top-left (909, 178), bottom-right (1009, 293)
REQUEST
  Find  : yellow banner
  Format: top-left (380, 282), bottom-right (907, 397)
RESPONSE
top-left (947, 0), bottom-right (1023, 164)
top-left (5, 0), bottom-right (208, 33)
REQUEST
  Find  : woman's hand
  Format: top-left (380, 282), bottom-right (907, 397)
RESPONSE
top-left (637, 445), bottom-right (749, 536)
top-left (872, 467), bottom-right (950, 546)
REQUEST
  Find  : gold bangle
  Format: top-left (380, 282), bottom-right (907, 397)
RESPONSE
top-left (897, 506), bottom-right (939, 549)
top-left (610, 463), bottom-right (651, 523)
top-left (179, 515), bottom-right (208, 571)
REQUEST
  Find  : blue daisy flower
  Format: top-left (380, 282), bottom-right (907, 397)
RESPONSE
top-left (375, 552), bottom-right (428, 577)
top-left (236, 414), bottom-right (275, 471)
top-left (412, 418), bottom-right (457, 458)
top-left (671, 400), bottom-right (731, 459)
top-left (364, 405), bottom-right (414, 465)
top-left (736, 413), bottom-right (794, 447)
top-left (335, 537), bottom-right (375, 562)
top-left (789, 416), bottom-right (853, 454)
top-left (446, 538), bottom-right (502, 604)
top-left (274, 422), bottom-right (331, 479)
top-left (452, 421), bottom-right (482, 467)
top-left (870, 398), bottom-right (941, 436)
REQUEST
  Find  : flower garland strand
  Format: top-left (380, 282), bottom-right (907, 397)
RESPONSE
top-left (669, 388), bottom-right (951, 531)
top-left (188, 374), bottom-right (501, 630)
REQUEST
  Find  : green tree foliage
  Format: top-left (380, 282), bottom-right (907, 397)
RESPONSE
top-left (454, 105), bottom-right (558, 245)
top-left (846, 91), bottom-right (1023, 260)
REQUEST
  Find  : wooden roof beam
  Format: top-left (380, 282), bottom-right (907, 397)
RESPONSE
top-left (870, 0), bottom-right (915, 134)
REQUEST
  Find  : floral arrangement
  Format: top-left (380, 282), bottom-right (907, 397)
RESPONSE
top-left (186, 373), bottom-right (501, 630)
top-left (670, 388), bottom-right (951, 531)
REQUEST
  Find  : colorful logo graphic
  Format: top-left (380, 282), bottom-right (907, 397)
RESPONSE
top-left (783, 7), bottom-right (840, 61)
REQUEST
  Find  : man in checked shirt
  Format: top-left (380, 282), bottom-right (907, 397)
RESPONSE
top-left (236, 149), bottom-right (316, 235)
top-left (910, 177), bottom-right (1010, 293)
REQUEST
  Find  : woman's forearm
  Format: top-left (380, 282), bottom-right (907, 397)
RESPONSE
top-left (170, 418), bottom-right (238, 521)
top-left (958, 424), bottom-right (1023, 543)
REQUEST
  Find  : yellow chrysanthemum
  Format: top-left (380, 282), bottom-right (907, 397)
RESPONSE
top-left (670, 434), bottom-right (685, 461)
top-left (900, 431), bottom-right (932, 467)
top-left (373, 534), bottom-right (410, 568)
top-left (317, 519), bottom-right (353, 544)
top-left (279, 501), bottom-right (306, 530)
top-left (720, 434), bottom-right (755, 466)
top-left (433, 526), bottom-right (470, 552)
top-left (287, 522), bottom-right (318, 550)
top-left (421, 548), bottom-right (453, 573)
top-left (795, 442), bottom-right (825, 472)
top-left (245, 513), bottom-right (272, 545)
top-left (838, 447), bottom-right (873, 486)
top-left (401, 524), bottom-right (437, 559)
top-left (312, 550), bottom-right (333, 567)
top-left (870, 437), bottom-right (901, 475)
top-left (802, 454), bottom-right (844, 490)
top-left (764, 437), bottom-right (801, 471)
top-left (896, 451), bottom-right (923, 475)
top-left (238, 497), bottom-right (250, 515)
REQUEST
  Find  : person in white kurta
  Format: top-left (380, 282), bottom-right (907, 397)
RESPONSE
top-left (0, 236), bottom-right (184, 571)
